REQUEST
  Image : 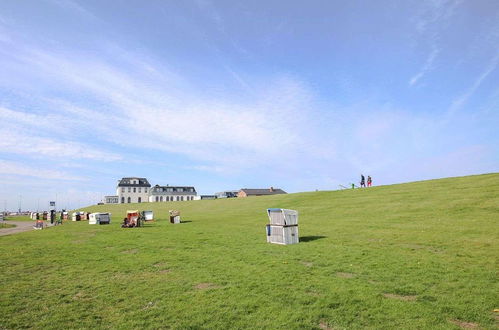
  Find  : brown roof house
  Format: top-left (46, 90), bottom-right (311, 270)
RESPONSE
top-left (237, 187), bottom-right (287, 198)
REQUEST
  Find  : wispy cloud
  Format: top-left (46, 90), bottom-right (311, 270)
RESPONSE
top-left (0, 160), bottom-right (86, 181)
top-left (0, 32), bottom-right (323, 174)
top-left (447, 52), bottom-right (499, 116)
top-left (0, 108), bottom-right (123, 162)
top-left (409, 47), bottom-right (439, 86)
top-left (46, 0), bottom-right (97, 20)
top-left (410, 0), bottom-right (462, 86)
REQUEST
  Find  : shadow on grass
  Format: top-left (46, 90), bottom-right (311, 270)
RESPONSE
top-left (181, 220), bottom-right (193, 223)
top-left (300, 236), bottom-right (327, 242)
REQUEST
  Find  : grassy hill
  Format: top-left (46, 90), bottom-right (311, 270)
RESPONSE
top-left (1, 173), bottom-right (498, 329)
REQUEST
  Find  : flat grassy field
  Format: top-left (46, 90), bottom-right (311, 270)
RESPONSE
top-left (3, 215), bottom-right (32, 222)
top-left (1, 174), bottom-right (498, 329)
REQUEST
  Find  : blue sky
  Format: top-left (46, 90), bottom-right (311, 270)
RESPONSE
top-left (0, 0), bottom-right (498, 211)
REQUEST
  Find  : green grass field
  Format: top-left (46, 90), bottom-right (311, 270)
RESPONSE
top-left (1, 173), bottom-right (498, 329)
top-left (3, 215), bottom-right (32, 222)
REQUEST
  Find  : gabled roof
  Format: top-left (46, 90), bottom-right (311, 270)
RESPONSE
top-left (240, 188), bottom-right (287, 195)
top-left (117, 177), bottom-right (151, 187)
top-left (150, 185), bottom-right (197, 195)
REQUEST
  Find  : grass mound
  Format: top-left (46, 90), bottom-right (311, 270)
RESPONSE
top-left (1, 173), bottom-right (498, 329)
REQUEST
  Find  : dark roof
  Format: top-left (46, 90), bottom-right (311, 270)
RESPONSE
top-left (150, 185), bottom-right (196, 195)
top-left (117, 177), bottom-right (151, 187)
top-left (240, 188), bottom-right (287, 196)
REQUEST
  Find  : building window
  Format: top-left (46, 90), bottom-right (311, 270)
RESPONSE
top-left (160, 196), bottom-right (163, 202)
top-left (121, 197), bottom-right (125, 203)
top-left (121, 188), bottom-right (125, 193)
top-left (138, 187), bottom-right (141, 193)
top-left (127, 197), bottom-right (131, 203)
top-left (128, 187), bottom-right (131, 193)
top-left (138, 197), bottom-right (141, 203)
top-left (155, 196), bottom-right (158, 202)
top-left (145, 188), bottom-right (148, 193)
top-left (133, 187), bottom-right (136, 193)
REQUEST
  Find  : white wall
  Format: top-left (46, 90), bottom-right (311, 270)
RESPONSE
top-left (117, 186), bottom-right (150, 203)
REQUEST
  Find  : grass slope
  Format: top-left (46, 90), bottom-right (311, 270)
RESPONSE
top-left (1, 173), bottom-right (498, 329)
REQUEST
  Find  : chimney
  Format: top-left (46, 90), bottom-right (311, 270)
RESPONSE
top-left (270, 186), bottom-right (274, 192)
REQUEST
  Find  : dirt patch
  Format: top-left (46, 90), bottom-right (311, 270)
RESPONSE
top-left (300, 261), bottom-right (313, 267)
top-left (153, 262), bottom-right (167, 268)
top-left (158, 269), bottom-right (171, 274)
top-left (122, 249), bottom-right (139, 254)
top-left (383, 293), bottom-right (417, 301)
top-left (195, 282), bottom-right (220, 290)
top-left (449, 319), bottom-right (479, 329)
top-left (336, 272), bottom-right (355, 278)
top-left (401, 243), bottom-right (442, 253)
top-left (319, 321), bottom-right (334, 330)
top-left (306, 290), bottom-right (322, 297)
top-left (143, 301), bottom-right (156, 310)
top-left (72, 292), bottom-right (89, 300)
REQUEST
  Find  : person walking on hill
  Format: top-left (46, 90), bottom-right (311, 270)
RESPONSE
top-left (367, 176), bottom-right (372, 187)
top-left (360, 174), bottom-right (366, 188)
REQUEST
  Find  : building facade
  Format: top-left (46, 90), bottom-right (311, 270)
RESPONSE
top-left (148, 185), bottom-right (197, 202)
top-left (117, 177), bottom-right (151, 204)
top-left (104, 195), bottom-right (119, 204)
top-left (215, 191), bottom-right (239, 198)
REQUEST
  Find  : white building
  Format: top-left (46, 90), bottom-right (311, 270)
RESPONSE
top-left (104, 195), bottom-right (119, 204)
top-left (149, 185), bottom-right (197, 202)
top-left (117, 177), bottom-right (151, 204)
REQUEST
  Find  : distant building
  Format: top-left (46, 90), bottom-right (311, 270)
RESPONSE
top-left (237, 187), bottom-right (287, 198)
top-left (117, 177), bottom-right (151, 204)
top-left (215, 191), bottom-right (239, 198)
top-left (149, 185), bottom-right (197, 202)
top-left (104, 195), bottom-right (119, 204)
top-left (193, 195), bottom-right (217, 200)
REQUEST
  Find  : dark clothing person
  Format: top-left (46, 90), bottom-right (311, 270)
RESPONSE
top-left (360, 175), bottom-right (366, 188)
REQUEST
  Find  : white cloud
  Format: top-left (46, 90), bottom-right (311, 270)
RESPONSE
top-left (0, 35), bottom-right (321, 173)
top-left (0, 117), bottom-right (123, 162)
top-left (0, 160), bottom-right (86, 181)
